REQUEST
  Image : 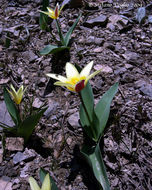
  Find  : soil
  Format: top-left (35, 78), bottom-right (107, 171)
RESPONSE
top-left (0, 0), bottom-right (152, 190)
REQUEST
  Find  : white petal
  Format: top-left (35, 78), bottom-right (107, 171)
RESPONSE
top-left (29, 177), bottom-right (41, 190)
top-left (47, 7), bottom-right (54, 14)
top-left (54, 81), bottom-right (74, 88)
top-left (46, 73), bottom-right (67, 82)
top-left (41, 174), bottom-right (51, 190)
top-left (80, 61), bottom-right (93, 77)
top-left (85, 69), bottom-right (101, 85)
top-left (65, 62), bottom-right (79, 79)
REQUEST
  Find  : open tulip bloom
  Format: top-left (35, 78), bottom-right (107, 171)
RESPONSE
top-left (7, 84), bottom-right (26, 105)
top-left (29, 173), bottom-right (51, 190)
top-left (46, 61), bottom-right (101, 92)
top-left (40, 3), bottom-right (64, 19)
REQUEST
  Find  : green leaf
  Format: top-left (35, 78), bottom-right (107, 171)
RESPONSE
top-left (40, 168), bottom-right (59, 190)
top-left (64, 14), bottom-right (81, 47)
top-left (136, 7), bottom-right (146, 24)
top-left (3, 87), bottom-right (21, 126)
top-left (79, 83), bottom-right (99, 141)
top-left (18, 107), bottom-right (47, 143)
top-left (95, 82), bottom-right (119, 137)
top-left (40, 45), bottom-right (69, 55)
top-left (81, 143), bottom-right (110, 190)
top-left (80, 82), bottom-right (94, 122)
top-left (39, 0), bottom-right (49, 30)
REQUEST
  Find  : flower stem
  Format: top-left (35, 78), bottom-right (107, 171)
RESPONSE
top-left (78, 92), bottom-right (92, 125)
top-left (55, 19), bottom-right (65, 46)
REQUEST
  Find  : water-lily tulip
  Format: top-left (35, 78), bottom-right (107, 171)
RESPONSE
top-left (40, 3), bottom-right (64, 19)
top-left (29, 173), bottom-right (51, 190)
top-left (7, 85), bottom-right (25, 105)
top-left (46, 61), bottom-right (101, 92)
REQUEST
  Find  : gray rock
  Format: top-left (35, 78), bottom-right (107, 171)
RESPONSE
top-left (0, 176), bottom-right (12, 190)
top-left (0, 148), bottom-right (3, 163)
top-left (32, 98), bottom-right (43, 108)
top-left (148, 15), bottom-right (152, 23)
top-left (140, 84), bottom-right (152, 98)
top-left (5, 137), bottom-right (24, 151)
top-left (122, 51), bottom-right (140, 64)
top-left (68, 112), bottom-right (80, 128)
top-left (22, 51), bottom-right (38, 63)
top-left (44, 100), bottom-right (59, 118)
top-left (0, 101), bottom-right (14, 130)
top-left (86, 36), bottom-right (104, 45)
top-left (84, 15), bottom-right (108, 28)
top-left (13, 148), bottom-right (36, 164)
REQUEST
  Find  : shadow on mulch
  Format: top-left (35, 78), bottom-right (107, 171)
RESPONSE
top-left (27, 135), bottom-right (52, 158)
top-left (60, 144), bottom-right (101, 190)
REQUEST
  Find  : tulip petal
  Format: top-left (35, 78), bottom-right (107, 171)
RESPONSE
top-left (47, 7), bottom-right (54, 14)
top-left (85, 69), bottom-right (102, 85)
top-left (46, 73), bottom-right (67, 82)
top-left (66, 62), bottom-right (79, 79)
top-left (80, 61), bottom-right (93, 78)
top-left (39, 10), bottom-right (50, 16)
top-left (29, 177), bottom-right (41, 190)
top-left (54, 81), bottom-right (74, 88)
top-left (41, 174), bottom-right (51, 190)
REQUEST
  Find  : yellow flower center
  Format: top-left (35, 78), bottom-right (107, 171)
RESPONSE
top-left (66, 76), bottom-right (86, 91)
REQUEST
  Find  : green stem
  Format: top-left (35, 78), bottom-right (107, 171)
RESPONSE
top-left (55, 19), bottom-right (65, 46)
top-left (78, 92), bottom-right (97, 140)
top-left (78, 92), bottom-right (92, 124)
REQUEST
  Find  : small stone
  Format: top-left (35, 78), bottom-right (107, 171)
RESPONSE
top-left (0, 176), bottom-right (12, 190)
top-left (140, 84), bottom-right (152, 98)
top-left (84, 15), bottom-right (108, 28)
top-left (22, 51), bottom-right (38, 63)
top-left (5, 137), bottom-right (24, 151)
top-left (125, 64), bottom-right (133, 69)
top-left (122, 51), bottom-right (140, 64)
top-left (13, 148), bottom-right (36, 164)
top-left (0, 101), bottom-right (14, 129)
top-left (93, 47), bottom-right (103, 53)
top-left (107, 23), bottom-right (115, 31)
top-left (68, 112), bottom-right (80, 128)
top-left (66, 137), bottom-right (73, 146)
top-left (32, 98), bottom-right (43, 108)
top-left (44, 100), bottom-right (59, 118)
top-left (20, 162), bottom-right (32, 178)
top-left (148, 15), bottom-right (152, 23)
top-left (0, 149), bottom-right (3, 163)
top-left (94, 64), bottom-right (113, 73)
top-left (0, 78), bottom-right (10, 84)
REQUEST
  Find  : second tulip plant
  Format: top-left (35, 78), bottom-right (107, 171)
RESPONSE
top-left (47, 61), bottom-right (119, 190)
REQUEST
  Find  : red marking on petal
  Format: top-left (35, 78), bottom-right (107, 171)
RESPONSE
top-left (75, 80), bottom-right (85, 92)
top-left (55, 6), bottom-right (58, 18)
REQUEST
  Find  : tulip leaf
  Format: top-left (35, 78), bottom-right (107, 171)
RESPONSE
top-left (80, 104), bottom-right (94, 140)
top-left (40, 168), bottom-right (59, 190)
top-left (64, 14), bottom-right (81, 47)
top-left (3, 87), bottom-right (21, 126)
top-left (40, 45), bottom-right (69, 55)
top-left (80, 82), bottom-right (94, 122)
top-left (39, 0), bottom-right (49, 30)
top-left (18, 107), bottom-right (47, 143)
top-left (81, 143), bottom-right (110, 190)
top-left (95, 82), bottom-right (118, 137)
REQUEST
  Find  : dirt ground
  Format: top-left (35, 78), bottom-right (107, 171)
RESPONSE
top-left (0, 0), bottom-right (152, 189)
